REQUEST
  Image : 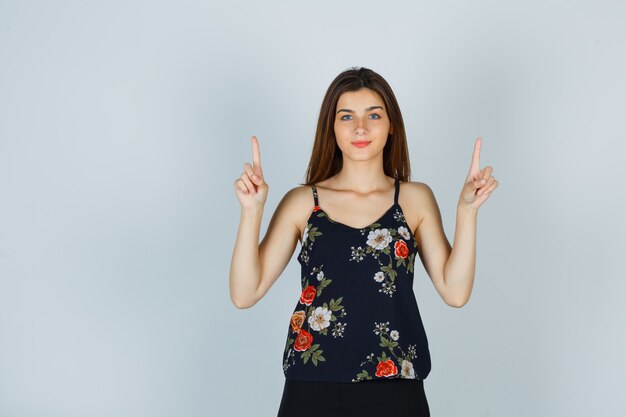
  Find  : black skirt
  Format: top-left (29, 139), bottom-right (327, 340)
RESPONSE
top-left (276, 377), bottom-right (430, 417)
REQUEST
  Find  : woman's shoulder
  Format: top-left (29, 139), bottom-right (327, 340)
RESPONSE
top-left (273, 184), bottom-right (318, 241)
top-left (285, 183), bottom-right (316, 203)
top-left (398, 181), bottom-right (437, 232)
top-left (400, 180), bottom-right (433, 197)
top-left (275, 184), bottom-right (317, 220)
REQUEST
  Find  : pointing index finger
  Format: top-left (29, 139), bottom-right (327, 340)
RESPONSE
top-left (471, 136), bottom-right (482, 171)
top-left (251, 136), bottom-right (263, 175)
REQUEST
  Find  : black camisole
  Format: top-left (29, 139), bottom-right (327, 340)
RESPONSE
top-left (281, 177), bottom-right (432, 383)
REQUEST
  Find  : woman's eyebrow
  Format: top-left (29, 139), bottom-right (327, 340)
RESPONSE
top-left (336, 105), bottom-right (384, 114)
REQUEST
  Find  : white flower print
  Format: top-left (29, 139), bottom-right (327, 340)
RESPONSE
top-left (373, 271), bottom-right (385, 282)
top-left (379, 281), bottom-right (396, 296)
top-left (308, 306), bottom-right (332, 331)
top-left (331, 321), bottom-right (347, 338)
top-left (303, 226), bottom-right (309, 243)
top-left (283, 348), bottom-right (293, 371)
top-left (397, 226), bottom-right (410, 240)
top-left (392, 207), bottom-right (406, 223)
top-left (349, 246), bottom-right (366, 262)
top-left (316, 270), bottom-right (325, 281)
top-left (373, 321), bottom-right (390, 335)
top-left (366, 228), bottom-right (392, 250)
top-left (299, 250), bottom-right (310, 265)
top-left (401, 359), bottom-right (416, 378)
top-left (390, 330), bottom-right (399, 341)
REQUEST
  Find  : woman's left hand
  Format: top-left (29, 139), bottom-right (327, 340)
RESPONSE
top-left (459, 137), bottom-right (499, 209)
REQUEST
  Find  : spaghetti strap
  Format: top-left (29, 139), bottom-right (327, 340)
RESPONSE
top-left (310, 184), bottom-right (319, 207)
top-left (393, 177), bottom-right (400, 205)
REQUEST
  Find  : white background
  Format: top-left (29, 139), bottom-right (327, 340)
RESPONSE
top-left (1, 1), bottom-right (625, 416)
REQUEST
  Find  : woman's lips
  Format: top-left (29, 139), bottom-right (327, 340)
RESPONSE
top-left (351, 141), bottom-right (371, 148)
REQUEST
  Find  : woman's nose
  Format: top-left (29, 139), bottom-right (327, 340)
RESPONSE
top-left (354, 118), bottom-right (368, 133)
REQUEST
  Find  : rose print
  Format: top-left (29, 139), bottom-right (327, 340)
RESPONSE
top-left (300, 285), bottom-right (317, 305)
top-left (294, 329), bottom-right (313, 351)
top-left (375, 358), bottom-right (398, 377)
top-left (394, 240), bottom-right (409, 259)
top-left (290, 310), bottom-right (307, 333)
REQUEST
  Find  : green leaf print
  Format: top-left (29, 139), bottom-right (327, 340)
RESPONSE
top-left (316, 278), bottom-right (332, 296)
top-left (311, 349), bottom-right (325, 366)
top-left (329, 297), bottom-right (344, 311)
top-left (407, 253), bottom-right (415, 273)
top-left (305, 224), bottom-right (322, 243)
top-left (357, 370), bottom-right (372, 380)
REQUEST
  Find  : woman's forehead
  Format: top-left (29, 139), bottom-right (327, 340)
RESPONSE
top-left (336, 89), bottom-right (385, 110)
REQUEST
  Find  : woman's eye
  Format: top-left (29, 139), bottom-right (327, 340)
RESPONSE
top-left (340, 114), bottom-right (381, 120)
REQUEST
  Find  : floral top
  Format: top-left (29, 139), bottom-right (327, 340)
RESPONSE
top-left (282, 177), bottom-right (432, 383)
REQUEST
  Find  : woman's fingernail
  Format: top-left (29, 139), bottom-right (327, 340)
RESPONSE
top-left (481, 179), bottom-right (486, 184)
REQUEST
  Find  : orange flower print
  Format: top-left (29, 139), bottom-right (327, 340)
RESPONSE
top-left (300, 285), bottom-right (317, 305)
top-left (283, 265), bottom-right (348, 371)
top-left (294, 329), bottom-right (313, 352)
top-left (375, 358), bottom-right (398, 377)
top-left (290, 310), bottom-right (307, 333)
top-left (313, 205), bottom-right (321, 212)
top-left (394, 240), bottom-right (409, 259)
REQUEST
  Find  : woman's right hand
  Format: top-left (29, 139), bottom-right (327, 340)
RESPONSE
top-left (233, 135), bottom-right (269, 211)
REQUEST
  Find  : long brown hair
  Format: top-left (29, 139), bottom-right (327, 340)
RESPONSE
top-left (301, 66), bottom-right (411, 186)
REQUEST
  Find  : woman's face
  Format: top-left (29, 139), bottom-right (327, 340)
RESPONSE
top-left (333, 87), bottom-right (392, 160)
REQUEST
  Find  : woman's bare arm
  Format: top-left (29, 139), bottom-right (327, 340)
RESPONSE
top-left (229, 188), bottom-right (303, 309)
top-left (228, 135), bottom-right (306, 309)
top-left (413, 137), bottom-right (499, 308)
top-left (410, 182), bottom-right (455, 306)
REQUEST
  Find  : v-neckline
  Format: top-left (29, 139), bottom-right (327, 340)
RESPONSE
top-left (315, 202), bottom-right (399, 231)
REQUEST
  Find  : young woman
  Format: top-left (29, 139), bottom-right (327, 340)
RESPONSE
top-left (229, 67), bottom-right (498, 416)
